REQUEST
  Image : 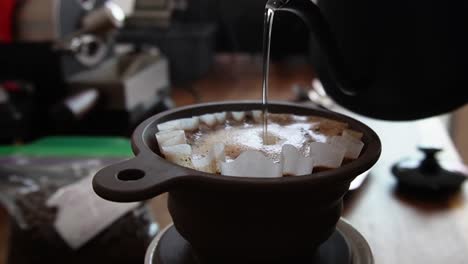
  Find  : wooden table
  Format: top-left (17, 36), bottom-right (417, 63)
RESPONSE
top-left (340, 112), bottom-right (468, 264)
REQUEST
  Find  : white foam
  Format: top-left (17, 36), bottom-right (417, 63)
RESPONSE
top-left (191, 122), bottom-right (317, 163)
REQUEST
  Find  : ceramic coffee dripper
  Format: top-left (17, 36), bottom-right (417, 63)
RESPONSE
top-left (93, 101), bottom-right (381, 263)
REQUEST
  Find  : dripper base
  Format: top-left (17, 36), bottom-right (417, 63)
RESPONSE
top-left (145, 219), bottom-right (373, 264)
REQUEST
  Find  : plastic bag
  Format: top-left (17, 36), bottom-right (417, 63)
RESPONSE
top-left (0, 156), bottom-right (158, 264)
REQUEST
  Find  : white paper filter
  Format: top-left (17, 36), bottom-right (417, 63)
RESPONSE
top-left (214, 112), bottom-right (227, 123)
top-left (220, 150), bottom-right (282, 178)
top-left (161, 144), bottom-right (194, 168)
top-left (231, 111), bottom-right (246, 121)
top-left (155, 112), bottom-right (364, 177)
top-left (308, 142), bottom-right (345, 169)
top-left (328, 135), bottom-right (364, 160)
top-left (199, 114), bottom-right (217, 127)
top-left (281, 144), bottom-right (314, 176)
top-left (192, 143), bottom-right (226, 173)
top-left (252, 110), bottom-right (263, 122)
top-left (155, 130), bottom-right (186, 152)
top-left (157, 117), bottom-right (199, 131)
top-left (342, 129), bottom-right (363, 140)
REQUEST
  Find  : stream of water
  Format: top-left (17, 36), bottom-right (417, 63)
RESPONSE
top-left (261, 7), bottom-right (276, 144)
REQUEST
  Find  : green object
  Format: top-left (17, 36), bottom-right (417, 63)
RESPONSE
top-left (0, 136), bottom-right (133, 157)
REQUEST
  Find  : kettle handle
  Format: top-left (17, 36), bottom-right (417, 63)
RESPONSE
top-left (267, 0), bottom-right (357, 95)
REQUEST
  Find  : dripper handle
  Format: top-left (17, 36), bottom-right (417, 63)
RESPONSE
top-left (93, 155), bottom-right (188, 202)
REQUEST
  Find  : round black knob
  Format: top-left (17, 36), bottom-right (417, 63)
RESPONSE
top-left (418, 147), bottom-right (442, 158)
top-left (392, 147), bottom-right (467, 195)
top-left (417, 147), bottom-right (442, 174)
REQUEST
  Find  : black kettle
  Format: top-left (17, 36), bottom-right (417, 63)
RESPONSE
top-left (268, 0), bottom-right (468, 120)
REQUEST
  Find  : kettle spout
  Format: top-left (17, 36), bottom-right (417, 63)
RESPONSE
top-left (266, 0), bottom-right (291, 10)
top-left (266, 0), bottom-right (357, 96)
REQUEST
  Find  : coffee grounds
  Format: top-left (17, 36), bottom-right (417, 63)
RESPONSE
top-left (188, 113), bottom-right (323, 163)
top-left (7, 185), bottom-right (155, 264)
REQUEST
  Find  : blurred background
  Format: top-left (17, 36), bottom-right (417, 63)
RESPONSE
top-left (0, 0), bottom-right (467, 264)
top-left (0, 0), bottom-right (316, 142)
top-left (0, 0), bottom-right (466, 154)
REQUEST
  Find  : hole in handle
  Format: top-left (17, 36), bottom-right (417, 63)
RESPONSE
top-left (117, 169), bottom-right (145, 181)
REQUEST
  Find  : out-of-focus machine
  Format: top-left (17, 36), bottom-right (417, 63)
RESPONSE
top-left (0, 0), bottom-right (171, 143)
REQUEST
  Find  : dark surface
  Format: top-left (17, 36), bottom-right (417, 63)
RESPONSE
top-left (272, 0), bottom-right (468, 120)
top-left (0, 43), bottom-right (66, 142)
top-left (118, 23), bottom-right (216, 84)
top-left (147, 220), bottom-right (374, 264)
top-left (93, 101), bottom-right (381, 263)
top-left (173, 0), bottom-right (310, 55)
top-left (154, 225), bottom-right (350, 264)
